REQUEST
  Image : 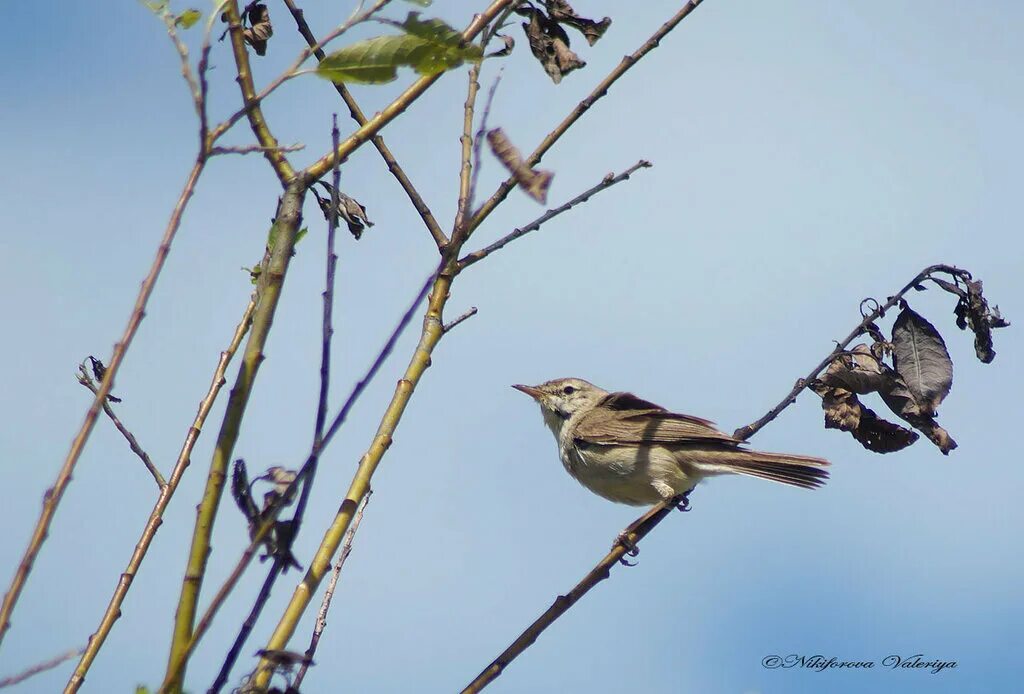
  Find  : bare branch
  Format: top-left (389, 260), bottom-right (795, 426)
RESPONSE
top-left (210, 143), bottom-right (305, 156)
top-left (443, 307), bottom-right (479, 333)
top-left (162, 272), bottom-right (434, 691)
top-left (280, 0), bottom-right (450, 250)
top-left (291, 490), bottom-right (372, 691)
top-left (76, 364), bottom-right (165, 489)
top-left (0, 646), bottom-right (84, 689)
top-left (65, 296), bottom-right (257, 692)
top-left (0, 156), bottom-right (207, 652)
top-left (459, 160), bottom-right (651, 269)
top-left (209, 115), bottom-right (343, 693)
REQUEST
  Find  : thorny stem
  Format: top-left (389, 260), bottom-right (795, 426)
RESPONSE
top-left (468, 0), bottom-right (707, 237)
top-left (281, 0), bottom-right (450, 250)
top-left (460, 265), bottom-right (966, 692)
top-left (0, 156), bottom-right (207, 653)
top-left (75, 365), bottom-right (166, 489)
top-left (291, 491), bottom-right (372, 690)
top-left (459, 160), bottom-right (652, 269)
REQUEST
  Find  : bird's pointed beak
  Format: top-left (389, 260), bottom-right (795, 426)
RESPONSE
top-left (512, 384), bottom-right (543, 400)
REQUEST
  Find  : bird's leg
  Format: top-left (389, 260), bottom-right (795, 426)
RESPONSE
top-left (613, 530), bottom-right (640, 566)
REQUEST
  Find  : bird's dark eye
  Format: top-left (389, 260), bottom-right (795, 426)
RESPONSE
top-left (562, 385), bottom-right (576, 395)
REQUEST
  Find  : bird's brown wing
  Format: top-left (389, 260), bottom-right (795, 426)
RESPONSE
top-left (573, 391), bottom-right (742, 447)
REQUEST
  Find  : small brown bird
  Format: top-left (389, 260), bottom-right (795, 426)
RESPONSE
top-left (514, 378), bottom-right (829, 506)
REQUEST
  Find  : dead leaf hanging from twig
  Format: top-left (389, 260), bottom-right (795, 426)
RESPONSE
top-left (545, 0), bottom-right (611, 46)
top-left (890, 305), bottom-right (953, 416)
top-left (487, 127), bottom-right (553, 203)
top-left (314, 182), bottom-right (374, 239)
top-left (515, 3), bottom-right (585, 83)
top-left (809, 382), bottom-right (919, 453)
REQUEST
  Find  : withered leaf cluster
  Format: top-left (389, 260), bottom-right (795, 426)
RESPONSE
top-left (515, 1), bottom-right (611, 83)
top-left (811, 269), bottom-right (1008, 455)
top-left (221, 2), bottom-right (273, 56)
top-left (487, 127), bottom-right (554, 204)
top-left (230, 460), bottom-right (302, 572)
top-left (314, 182), bottom-right (374, 239)
top-left (930, 275), bottom-right (1009, 363)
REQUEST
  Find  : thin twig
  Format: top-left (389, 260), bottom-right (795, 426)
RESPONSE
top-left (162, 272), bottom-right (434, 692)
top-left (210, 143), bottom-right (305, 156)
top-left (459, 160), bottom-right (652, 269)
top-left (468, 0), bottom-right (707, 240)
top-left (452, 64), bottom-right (482, 246)
top-left (0, 155), bottom-right (207, 652)
top-left (76, 364), bottom-right (166, 489)
top-left (0, 646), bottom-right (84, 689)
top-left (280, 0), bottom-right (450, 250)
top-left (460, 264), bottom-right (964, 692)
top-left (443, 307), bottom-right (479, 333)
top-left (66, 296), bottom-right (257, 692)
top-left (291, 490), bottom-right (372, 690)
top-left (467, 70), bottom-right (503, 234)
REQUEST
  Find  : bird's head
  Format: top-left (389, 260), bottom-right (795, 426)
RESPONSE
top-left (512, 377), bottom-right (608, 424)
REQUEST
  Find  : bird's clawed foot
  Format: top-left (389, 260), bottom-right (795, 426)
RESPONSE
top-left (614, 530), bottom-right (640, 566)
top-left (674, 490), bottom-right (692, 512)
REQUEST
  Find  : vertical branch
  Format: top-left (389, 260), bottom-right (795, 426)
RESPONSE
top-left (0, 156), bottom-right (207, 652)
top-left (452, 65), bottom-right (481, 243)
top-left (208, 117), bottom-right (344, 694)
top-left (164, 183), bottom-right (306, 693)
top-left (221, 0), bottom-right (297, 184)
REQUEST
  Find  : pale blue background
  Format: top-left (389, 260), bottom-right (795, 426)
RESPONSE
top-left (1, 1), bottom-right (1021, 692)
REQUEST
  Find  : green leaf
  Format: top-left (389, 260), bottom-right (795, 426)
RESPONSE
top-left (295, 227), bottom-right (308, 245)
top-left (402, 0), bottom-right (432, 6)
top-left (175, 9), bottom-right (202, 28)
top-left (316, 12), bottom-right (482, 85)
top-left (144, 0), bottom-right (168, 13)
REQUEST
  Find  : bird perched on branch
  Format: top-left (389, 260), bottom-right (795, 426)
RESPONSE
top-left (514, 378), bottom-right (829, 506)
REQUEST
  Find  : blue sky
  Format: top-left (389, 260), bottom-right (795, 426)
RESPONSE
top-left (0, 1), bottom-right (1021, 692)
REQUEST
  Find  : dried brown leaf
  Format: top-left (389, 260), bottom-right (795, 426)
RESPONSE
top-left (544, 0), bottom-right (611, 46)
top-left (810, 382), bottom-right (919, 454)
top-left (954, 277), bottom-right (1010, 363)
top-left (486, 127), bottom-right (554, 203)
top-left (243, 3), bottom-right (272, 56)
top-left (516, 4), bottom-right (585, 83)
top-left (891, 306), bottom-right (953, 415)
